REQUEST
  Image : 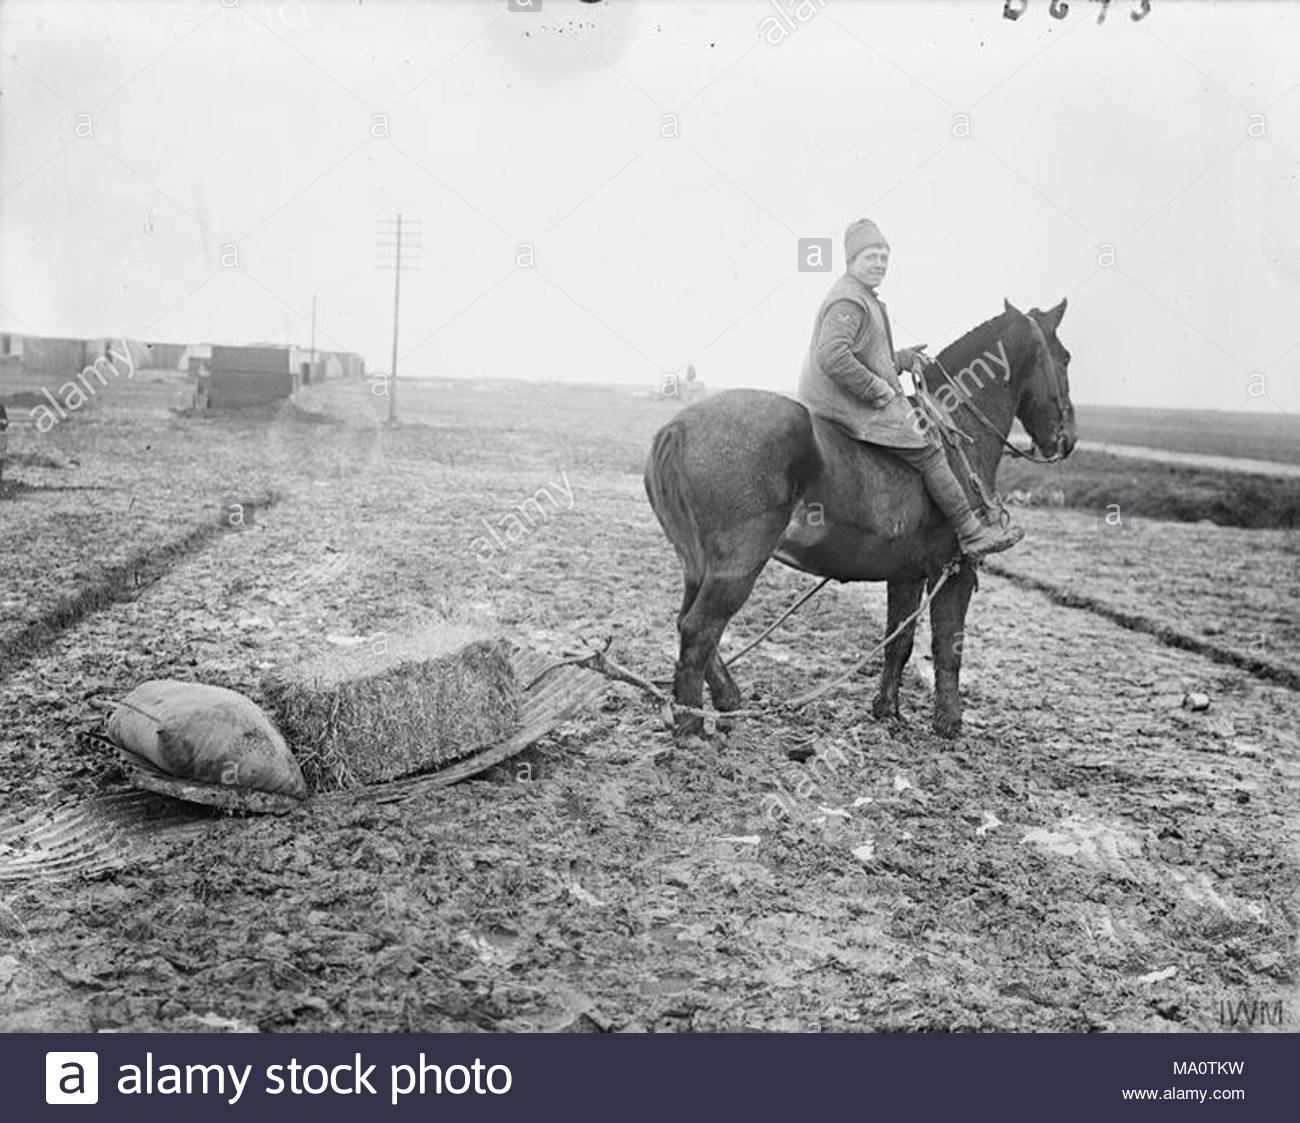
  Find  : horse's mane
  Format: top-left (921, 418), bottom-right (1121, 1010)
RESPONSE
top-left (936, 308), bottom-right (1013, 362)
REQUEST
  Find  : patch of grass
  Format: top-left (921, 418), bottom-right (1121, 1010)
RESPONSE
top-left (1076, 405), bottom-right (1300, 466)
top-left (999, 451), bottom-right (1299, 530)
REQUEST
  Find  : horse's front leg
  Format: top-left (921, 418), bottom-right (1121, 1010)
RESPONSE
top-left (871, 576), bottom-right (925, 720)
top-left (929, 562), bottom-right (978, 738)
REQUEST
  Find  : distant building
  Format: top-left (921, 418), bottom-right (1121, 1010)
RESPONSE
top-left (179, 343), bottom-right (213, 377)
top-left (289, 347), bottom-right (365, 385)
top-left (84, 338), bottom-right (185, 372)
top-left (207, 345), bottom-right (293, 409)
top-left (1, 333), bottom-right (362, 413)
top-left (1, 334), bottom-right (183, 388)
top-left (1, 334), bottom-right (87, 379)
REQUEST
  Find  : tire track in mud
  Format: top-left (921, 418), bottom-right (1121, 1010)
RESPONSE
top-left (981, 559), bottom-right (1300, 692)
top-left (0, 491), bottom-right (279, 684)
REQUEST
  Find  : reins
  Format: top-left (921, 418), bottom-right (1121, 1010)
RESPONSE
top-left (912, 386), bottom-right (1011, 528)
top-left (927, 311), bottom-right (1065, 466)
top-left (722, 576), bottom-right (831, 668)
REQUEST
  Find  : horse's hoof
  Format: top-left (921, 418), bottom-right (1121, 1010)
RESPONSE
top-left (871, 696), bottom-right (900, 721)
top-left (674, 715), bottom-right (706, 741)
top-left (933, 715), bottom-right (963, 740)
top-left (711, 688), bottom-right (743, 713)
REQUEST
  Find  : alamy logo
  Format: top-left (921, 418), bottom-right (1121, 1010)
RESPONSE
top-left (46, 1051), bottom-right (99, 1104)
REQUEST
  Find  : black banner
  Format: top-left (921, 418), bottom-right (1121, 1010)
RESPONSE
top-left (13, 1033), bottom-right (1294, 1120)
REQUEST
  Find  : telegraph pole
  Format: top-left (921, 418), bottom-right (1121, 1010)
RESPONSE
top-left (388, 216), bottom-right (401, 427)
top-left (376, 213), bottom-right (422, 428)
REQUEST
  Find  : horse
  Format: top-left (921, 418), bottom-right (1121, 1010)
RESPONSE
top-left (644, 298), bottom-right (1075, 740)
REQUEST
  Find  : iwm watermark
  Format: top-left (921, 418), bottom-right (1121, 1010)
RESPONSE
top-left (470, 471), bottom-right (574, 563)
top-left (1217, 996), bottom-right (1286, 1029)
top-left (28, 340), bottom-right (135, 432)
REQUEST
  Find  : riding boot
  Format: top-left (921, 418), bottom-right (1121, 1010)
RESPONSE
top-left (954, 512), bottom-right (1024, 560)
top-left (898, 444), bottom-right (1024, 559)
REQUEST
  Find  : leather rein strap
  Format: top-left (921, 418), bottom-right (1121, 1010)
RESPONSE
top-left (926, 311), bottom-right (1064, 465)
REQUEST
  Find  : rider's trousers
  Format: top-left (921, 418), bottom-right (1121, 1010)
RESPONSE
top-left (890, 443), bottom-right (976, 527)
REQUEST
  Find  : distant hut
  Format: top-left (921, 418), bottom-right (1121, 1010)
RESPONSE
top-left (209, 345), bottom-right (292, 408)
top-left (288, 347), bottom-right (364, 386)
top-left (183, 345), bottom-right (293, 410)
top-left (339, 352), bottom-right (366, 380)
top-left (4, 335), bottom-right (87, 385)
top-left (140, 341), bottom-right (186, 370)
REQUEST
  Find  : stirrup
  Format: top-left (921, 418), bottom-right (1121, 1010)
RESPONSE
top-left (959, 522), bottom-right (1024, 560)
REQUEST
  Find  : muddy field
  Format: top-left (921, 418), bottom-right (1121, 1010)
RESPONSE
top-left (0, 379), bottom-right (1296, 1033)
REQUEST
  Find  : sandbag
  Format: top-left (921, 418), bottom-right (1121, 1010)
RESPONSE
top-left (107, 679), bottom-right (307, 800)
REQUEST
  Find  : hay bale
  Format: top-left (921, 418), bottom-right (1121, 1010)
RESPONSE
top-left (107, 680), bottom-right (307, 801)
top-left (262, 622), bottom-right (520, 790)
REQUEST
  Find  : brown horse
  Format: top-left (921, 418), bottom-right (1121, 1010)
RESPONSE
top-left (644, 298), bottom-right (1075, 740)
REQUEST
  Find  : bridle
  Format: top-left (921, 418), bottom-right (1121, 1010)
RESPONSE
top-left (929, 309), bottom-right (1068, 465)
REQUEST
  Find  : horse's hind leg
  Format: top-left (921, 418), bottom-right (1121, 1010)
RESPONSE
top-left (705, 652), bottom-right (743, 716)
top-left (679, 575), bottom-right (742, 711)
top-left (677, 575), bottom-right (701, 628)
top-left (679, 575), bottom-right (743, 713)
top-left (871, 576), bottom-right (925, 720)
top-left (674, 566), bottom-right (765, 738)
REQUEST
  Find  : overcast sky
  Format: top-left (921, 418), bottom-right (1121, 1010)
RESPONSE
top-left (1, 0), bottom-right (1297, 413)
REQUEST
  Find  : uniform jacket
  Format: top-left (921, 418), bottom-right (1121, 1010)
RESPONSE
top-left (796, 274), bottom-right (928, 449)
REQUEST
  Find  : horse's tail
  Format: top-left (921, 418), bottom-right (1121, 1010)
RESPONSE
top-left (644, 420), bottom-right (706, 580)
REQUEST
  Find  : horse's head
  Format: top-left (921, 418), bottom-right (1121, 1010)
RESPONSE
top-left (1005, 297), bottom-right (1076, 461)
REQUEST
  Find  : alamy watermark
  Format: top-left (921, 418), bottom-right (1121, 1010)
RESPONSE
top-left (907, 338), bottom-right (1011, 438)
top-left (28, 340), bottom-right (135, 432)
top-left (761, 725), bottom-right (869, 822)
top-left (470, 470), bottom-right (575, 563)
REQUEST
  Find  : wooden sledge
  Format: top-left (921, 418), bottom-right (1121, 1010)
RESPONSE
top-left (0, 648), bottom-right (606, 883)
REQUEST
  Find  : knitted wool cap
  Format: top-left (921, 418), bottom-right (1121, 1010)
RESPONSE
top-left (845, 218), bottom-right (888, 266)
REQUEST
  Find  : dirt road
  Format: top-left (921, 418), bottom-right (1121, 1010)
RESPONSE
top-left (1074, 440), bottom-right (1300, 479)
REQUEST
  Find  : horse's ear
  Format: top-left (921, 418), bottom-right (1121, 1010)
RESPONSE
top-left (1003, 297), bottom-right (1023, 317)
top-left (1044, 298), bottom-right (1067, 331)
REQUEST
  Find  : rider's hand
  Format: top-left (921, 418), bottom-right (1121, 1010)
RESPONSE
top-left (896, 345), bottom-right (931, 375)
top-left (865, 382), bottom-right (896, 409)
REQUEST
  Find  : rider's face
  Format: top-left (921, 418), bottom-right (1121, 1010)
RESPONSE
top-left (849, 245), bottom-right (889, 288)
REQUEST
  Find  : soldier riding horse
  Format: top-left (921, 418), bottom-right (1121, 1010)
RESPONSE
top-left (645, 221), bottom-right (1076, 740)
